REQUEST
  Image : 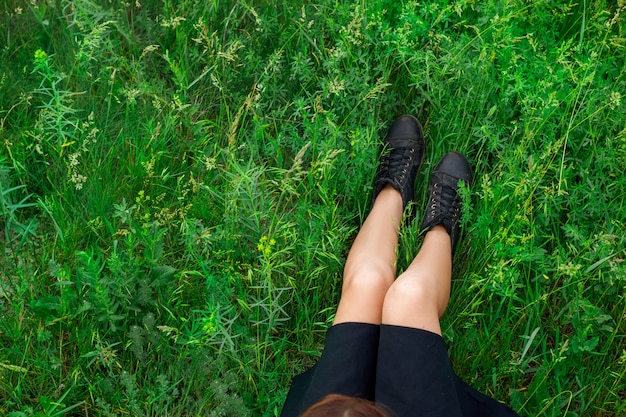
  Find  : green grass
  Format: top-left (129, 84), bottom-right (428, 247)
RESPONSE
top-left (0, 0), bottom-right (625, 416)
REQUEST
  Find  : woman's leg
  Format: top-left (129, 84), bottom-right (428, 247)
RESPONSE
top-left (381, 225), bottom-right (451, 335)
top-left (375, 152), bottom-right (473, 417)
top-left (280, 116), bottom-right (425, 416)
top-left (333, 184), bottom-right (403, 325)
top-left (381, 151), bottom-right (473, 335)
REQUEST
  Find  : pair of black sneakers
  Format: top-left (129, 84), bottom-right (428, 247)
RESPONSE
top-left (372, 115), bottom-right (473, 255)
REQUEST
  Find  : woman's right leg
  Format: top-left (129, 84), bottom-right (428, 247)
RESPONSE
top-left (381, 224), bottom-right (452, 335)
top-left (382, 151), bottom-right (473, 334)
top-left (375, 152), bottom-right (473, 417)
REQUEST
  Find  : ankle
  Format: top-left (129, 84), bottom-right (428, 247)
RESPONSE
top-left (428, 224), bottom-right (448, 235)
top-left (377, 184), bottom-right (402, 204)
top-left (372, 184), bottom-right (403, 221)
top-left (424, 225), bottom-right (452, 252)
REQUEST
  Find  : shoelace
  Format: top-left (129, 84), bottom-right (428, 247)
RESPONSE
top-left (378, 144), bottom-right (416, 184)
top-left (428, 177), bottom-right (462, 227)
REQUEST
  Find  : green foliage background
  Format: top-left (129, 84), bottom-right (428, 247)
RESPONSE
top-left (0, 0), bottom-right (625, 416)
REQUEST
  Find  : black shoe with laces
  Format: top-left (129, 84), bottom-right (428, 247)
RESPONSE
top-left (372, 115), bottom-right (425, 218)
top-left (420, 152), bottom-right (473, 254)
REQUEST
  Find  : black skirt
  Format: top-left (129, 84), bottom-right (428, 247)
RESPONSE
top-left (281, 322), bottom-right (520, 417)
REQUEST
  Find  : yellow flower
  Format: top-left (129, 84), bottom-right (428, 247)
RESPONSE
top-left (257, 235), bottom-right (275, 256)
top-left (34, 49), bottom-right (48, 66)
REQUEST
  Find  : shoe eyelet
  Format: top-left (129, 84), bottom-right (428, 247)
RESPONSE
top-left (402, 169), bottom-right (407, 174)
top-left (431, 204), bottom-right (436, 209)
top-left (408, 156), bottom-right (412, 161)
top-left (410, 148), bottom-right (415, 153)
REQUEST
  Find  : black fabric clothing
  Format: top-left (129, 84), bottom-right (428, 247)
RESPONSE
top-left (280, 322), bottom-right (520, 417)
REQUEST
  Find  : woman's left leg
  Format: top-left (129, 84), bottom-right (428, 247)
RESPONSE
top-left (280, 116), bottom-right (425, 417)
top-left (334, 115), bottom-right (425, 325)
top-left (333, 184), bottom-right (403, 325)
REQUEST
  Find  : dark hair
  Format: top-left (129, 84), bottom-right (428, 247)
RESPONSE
top-left (300, 394), bottom-right (391, 417)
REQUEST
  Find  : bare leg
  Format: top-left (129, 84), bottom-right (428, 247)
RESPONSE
top-left (333, 185), bottom-right (403, 325)
top-left (381, 152), bottom-right (472, 335)
top-left (381, 225), bottom-right (452, 335)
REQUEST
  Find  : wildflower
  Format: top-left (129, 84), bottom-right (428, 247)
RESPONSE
top-left (142, 159), bottom-right (155, 177)
top-left (71, 172), bottom-right (87, 190)
top-left (140, 44), bottom-right (159, 59)
top-left (160, 16), bottom-right (186, 29)
top-left (202, 312), bottom-right (217, 334)
top-left (257, 235), bottom-right (276, 257)
top-left (328, 78), bottom-right (345, 96)
top-left (124, 88), bottom-right (141, 104)
top-left (204, 156), bottom-right (217, 171)
top-left (609, 91), bottom-right (622, 110)
top-left (249, 6), bottom-right (262, 30)
top-left (69, 152), bottom-right (80, 167)
top-left (34, 49), bottom-right (48, 67)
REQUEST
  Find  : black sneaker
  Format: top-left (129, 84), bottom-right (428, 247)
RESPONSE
top-left (372, 115), bottom-right (425, 218)
top-left (420, 152), bottom-right (473, 253)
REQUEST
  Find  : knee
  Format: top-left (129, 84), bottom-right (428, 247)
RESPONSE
top-left (381, 273), bottom-right (444, 334)
top-left (383, 272), bottom-right (437, 311)
top-left (341, 266), bottom-right (394, 300)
